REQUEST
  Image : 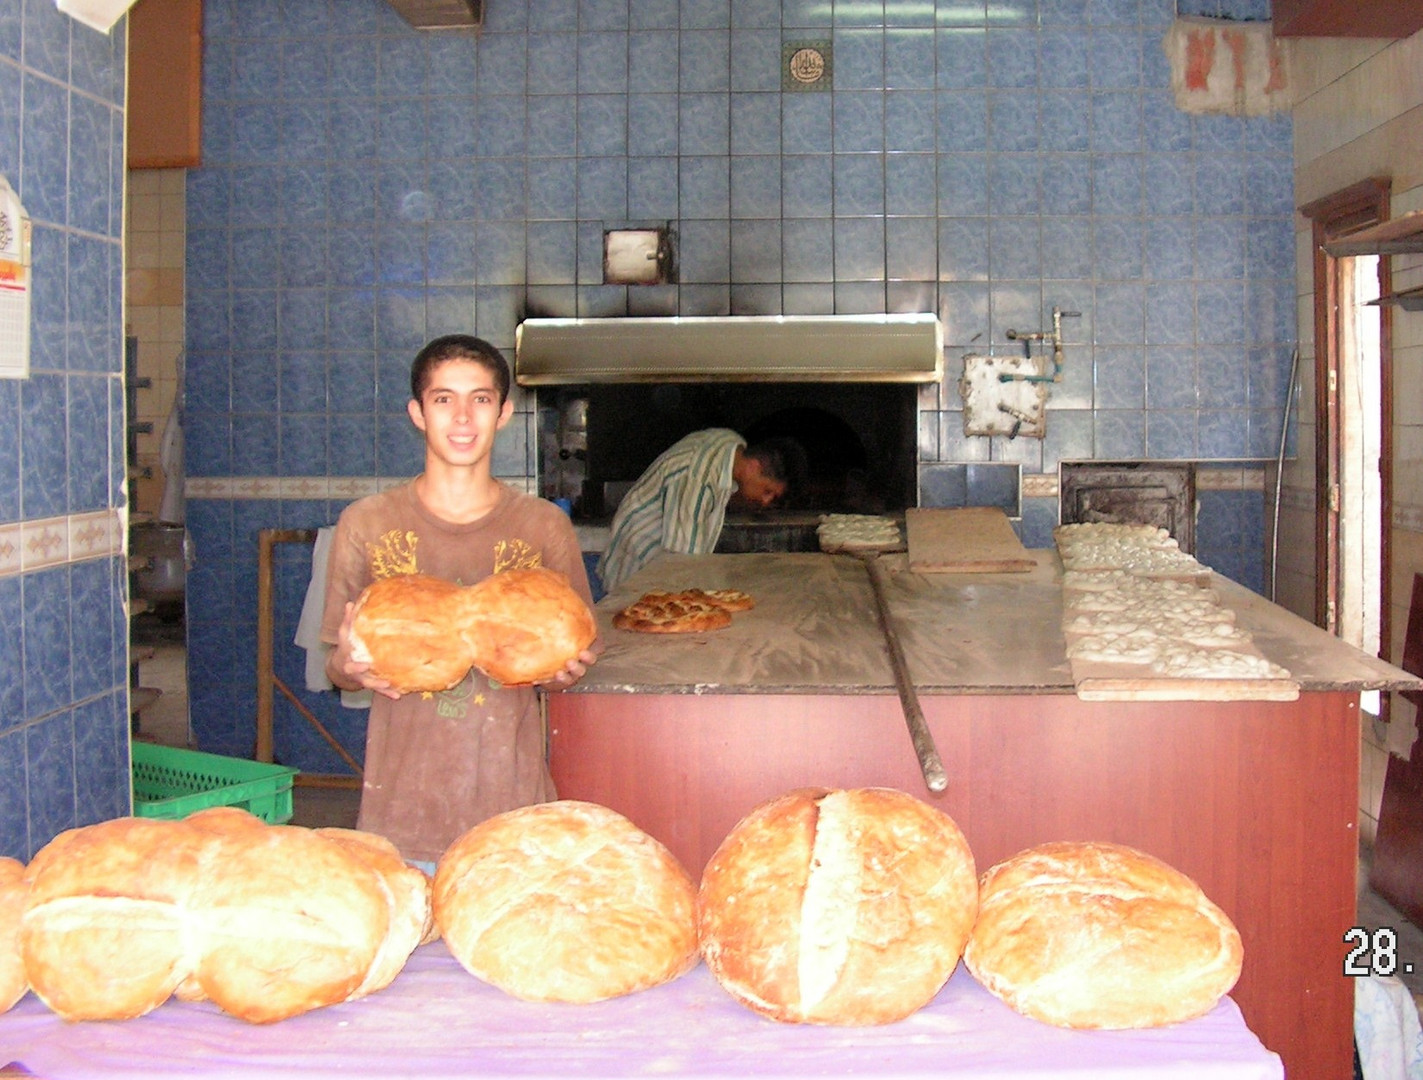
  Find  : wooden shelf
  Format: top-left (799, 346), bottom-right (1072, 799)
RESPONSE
top-left (1323, 211), bottom-right (1423, 257)
top-left (1274, 0), bottom-right (1423, 37)
top-left (127, 0), bottom-right (203, 169)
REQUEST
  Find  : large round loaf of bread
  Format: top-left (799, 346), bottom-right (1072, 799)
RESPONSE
top-left (349, 573), bottom-right (479, 693)
top-left (697, 787), bottom-right (979, 1025)
top-left (20, 817), bottom-right (204, 1021)
top-left (0, 856), bottom-right (28, 1014)
top-left (963, 840), bottom-right (1243, 1029)
top-left (187, 824), bottom-right (391, 1023)
top-left (434, 800), bottom-right (697, 1003)
top-left (459, 567), bottom-right (598, 685)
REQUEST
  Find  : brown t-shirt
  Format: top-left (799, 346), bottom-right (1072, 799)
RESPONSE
top-left (320, 480), bottom-right (594, 864)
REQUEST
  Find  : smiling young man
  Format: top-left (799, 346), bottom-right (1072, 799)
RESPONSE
top-left (321, 334), bottom-right (598, 870)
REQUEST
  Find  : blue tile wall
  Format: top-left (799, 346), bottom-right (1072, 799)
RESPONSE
top-left (0, 0), bottom-right (129, 860)
top-left (183, 0), bottom-right (1294, 761)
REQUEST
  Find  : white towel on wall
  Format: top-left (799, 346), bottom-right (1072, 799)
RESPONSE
top-left (294, 526), bottom-right (371, 710)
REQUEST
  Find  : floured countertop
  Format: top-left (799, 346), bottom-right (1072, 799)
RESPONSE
top-left (571, 551), bottom-right (1419, 696)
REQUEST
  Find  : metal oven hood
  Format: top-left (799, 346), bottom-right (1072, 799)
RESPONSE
top-left (514, 313), bottom-right (944, 385)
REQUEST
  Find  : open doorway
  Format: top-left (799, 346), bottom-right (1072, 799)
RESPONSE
top-left (1338, 252), bottom-right (1385, 716)
top-left (1300, 178), bottom-right (1393, 666)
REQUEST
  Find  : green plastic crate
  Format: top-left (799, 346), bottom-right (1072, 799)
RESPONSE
top-left (132, 743), bottom-right (299, 824)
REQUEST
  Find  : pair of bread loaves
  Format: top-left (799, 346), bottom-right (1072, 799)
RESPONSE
top-left (431, 790), bottom-right (979, 1024)
top-left (14, 808), bottom-right (432, 1023)
top-left (698, 792), bottom-right (1242, 1029)
top-left (349, 567), bottom-right (598, 693)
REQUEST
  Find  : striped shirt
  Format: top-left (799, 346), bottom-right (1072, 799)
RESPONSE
top-left (596, 428), bottom-right (745, 592)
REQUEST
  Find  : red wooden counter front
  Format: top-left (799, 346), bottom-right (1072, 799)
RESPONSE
top-left (548, 690), bottom-right (1359, 1080)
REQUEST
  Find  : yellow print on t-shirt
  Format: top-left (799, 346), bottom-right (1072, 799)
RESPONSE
top-left (434, 676), bottom-right (476, 719)
top-left (492, 538), bottom-right (543, 574)
top-left (367, 530), bottom-right (420, 578)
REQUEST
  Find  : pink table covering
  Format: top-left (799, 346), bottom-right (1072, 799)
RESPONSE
top-left (0, 944), bottom-right (1283, 1080)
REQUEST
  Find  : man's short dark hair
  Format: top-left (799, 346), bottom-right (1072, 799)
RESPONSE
top-left (410, 334), bottom-right (511, 404)
top-left (744, 436), bottom-right (808, 493)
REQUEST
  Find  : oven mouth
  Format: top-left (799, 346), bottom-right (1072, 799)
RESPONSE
top-left (519, 313), bottom-right (942, 533)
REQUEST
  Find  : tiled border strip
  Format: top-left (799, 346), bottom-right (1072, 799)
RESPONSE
top-left (0, 509), bottom-right (126, 578)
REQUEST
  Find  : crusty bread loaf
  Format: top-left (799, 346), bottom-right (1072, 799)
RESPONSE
top-left (963, 840), bottom-right (1243, 1029)
top-left (0, 856), bottom-right (28, 1014)
top-left (697, 787), bottom-right (979, 1025)
top-left (316, 827), bottom-right (432, 997)
top-left (435, 800), bottom-right (697, 1003)
top-left (187, 823), bottom-right (390, 1023)
top-left (349, 568), bottom-right (596, 692)
top-left (20, 817), bottom-right (204, 1021)
top-left (349, 574), bottom-right (476, 692)
top-left (18, 810), bottom-right (428, 1024)
top-left (458, 567), bottom-right (599, 685)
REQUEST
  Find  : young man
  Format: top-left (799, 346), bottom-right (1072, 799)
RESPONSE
top-left (595, 428), bottom-right (803, 593)
top-left (322, 334), bottom-right (598, 868)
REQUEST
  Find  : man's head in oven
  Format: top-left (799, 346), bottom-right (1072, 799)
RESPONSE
top-left (730, 436), bottom-right (806, 511)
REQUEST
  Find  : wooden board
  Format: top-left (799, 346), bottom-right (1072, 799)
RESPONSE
top-left (1063, 622), bottom-right (1300, 702)
top-left (1069, 664), bottom-right (1301, 701)
top-left (906, 507), bottom-right (1035, 573)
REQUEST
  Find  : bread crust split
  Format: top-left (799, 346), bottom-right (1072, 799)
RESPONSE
top-left (434, 800), bottom-right (698, 1004)
top-left (963, 840), bottom-right (1243, 1029)
top-left (697, 787), bottom-right (979, 1026)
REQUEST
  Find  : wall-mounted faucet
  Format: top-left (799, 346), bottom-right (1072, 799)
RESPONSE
top-left (1002, 306), bottom-right (1081, 384)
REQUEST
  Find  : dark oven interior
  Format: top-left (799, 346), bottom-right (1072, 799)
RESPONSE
top-left (537, 382), bottom-right (919, 549)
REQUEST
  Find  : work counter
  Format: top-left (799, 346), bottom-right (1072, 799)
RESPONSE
top-left (549, 550), bottom-right (1420, 1080)
top-left (569, 550), bottom-right (1407, 694)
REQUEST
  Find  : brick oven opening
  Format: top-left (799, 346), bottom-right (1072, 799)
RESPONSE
top-left (1059, 461), bottom-right (1197, 553)
top-left (536, 382), bottom-right (919, 546)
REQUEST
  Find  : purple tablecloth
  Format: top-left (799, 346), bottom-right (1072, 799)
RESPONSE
top-left (0, 944), bottom-right (1283, 1080)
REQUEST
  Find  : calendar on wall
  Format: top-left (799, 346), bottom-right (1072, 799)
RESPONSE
top-left (0, 174), bottom-right (31, 380)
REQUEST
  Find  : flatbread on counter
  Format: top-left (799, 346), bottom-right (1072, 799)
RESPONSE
top-left (611, 589), bottom-right (754, 634)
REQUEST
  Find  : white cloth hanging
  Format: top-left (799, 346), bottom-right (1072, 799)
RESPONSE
top-left (295, 526), bottom-right (371, 710)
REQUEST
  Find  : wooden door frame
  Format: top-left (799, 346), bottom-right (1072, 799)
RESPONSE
top-left (1299, 179), bottom-right (1394, 676)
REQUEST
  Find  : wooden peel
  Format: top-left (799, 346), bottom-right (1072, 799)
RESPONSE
top-left (819, 518), bottom-right (946, 794)
top-left (860, 553), bottom-right (948, 794)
